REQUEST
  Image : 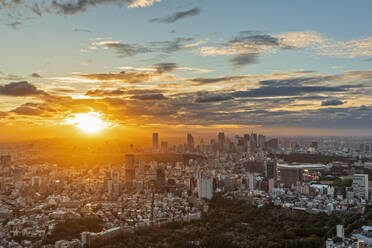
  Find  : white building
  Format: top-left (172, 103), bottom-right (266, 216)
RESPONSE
top-left (336, 224), bottom-right (344, 240)
top-left (353, 174), bottom-right (369, 200)
top-left (197, 173), bottom-right (213, 200)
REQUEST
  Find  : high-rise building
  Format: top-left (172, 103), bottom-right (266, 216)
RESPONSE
top-left (125, 154), bottom-right (135, 185)
top-left (197, 172), bottom-right (213, 200)
top-left (218, 132), bottom-right (225, 152)
top-left (152, 133), bottom-right (159, 151)
top-left (265, 160), bottom-right (277, 180)
top-left (251, 133), bottom-right (257, 148)
top-left (161, 141), bottom-right (168, 153)
top-left (111, 170), bottom-right (120, 196)
top-left (352, 174), bottom-right (369, 200)
top-left (187, 133), bottom-right (194, 152)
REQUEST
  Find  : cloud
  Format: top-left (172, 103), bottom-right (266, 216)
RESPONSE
top-left (0, 81), bottom-right (47, 96)
top-left (92, 40), bottom-right (150, 58)
top-left (85, 88), bottom-right (164, 97)
top-left (194, 92), bottom-right (233, 103)
top-left (79, 71), bottom-right (154, 83)
top-left (151, 37), bottom-right (194, 53)
top-left (73, 28), bottom-right (92, 33)
top-left (150, 8), bottom-right (201, 23)
top-left (189, 75), bottom-right (248, 85)
top-left (231, 85), bottom-right (352, 98)
top-left (131, 93), bottom-right (167, 100)
top-left (321, 99), bottom-right (345, 106)
top-left (0, 0), bottom-right (161, 19)
top-left (229, 53), bottom-right (259, 66)
top-left (31, 73), bottom-right (42, 78)
top-left (128, 0), bottom-right (161, 8)
top-left (51, 0), bottom-right (125, 15)
top-left (11, 106), bottom-right (43, 115)
top-left (153, 63), bottom-right (178, 73)
top-left (199, 30), bottom-right (372, 66)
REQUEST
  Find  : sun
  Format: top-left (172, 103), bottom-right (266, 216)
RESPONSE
top-left (66, 112), bottom-right (108, 134)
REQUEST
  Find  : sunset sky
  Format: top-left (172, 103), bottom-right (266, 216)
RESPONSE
top-left (1, 0), bottom-right (372, 140)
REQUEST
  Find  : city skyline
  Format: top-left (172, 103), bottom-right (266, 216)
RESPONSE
top-left (1, 0), bottom-right (372, 140)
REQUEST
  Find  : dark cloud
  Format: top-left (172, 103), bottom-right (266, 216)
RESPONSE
top-left (150, 8), bottom-right (201, 23)
top-left (231, 86), bottom-right (345, 98)
top-left (73, 28), bottom-right (92, 33)
top-left (229, 53), bottom-right (259, 66)
top-left (0, 81), bottom-right (47, 96)
top-left (189, 75), bottom-right (247, 85)
top-left (151, 37), bottom-right (193, 53)
top-left (231, 31), bottom-right (280, 46)
top-left (85, 88), bottom-right (164, 97)
top-left (194, 92), bottom-right (233, 103)
top-left (131, 93), bottom-right (168, 100)
top-left (31, 73), bottom-right (42, 78)
top-left (86, 89), bottom-right (125, 96)
top-left (153, 63), bottom-right (178, 73)
top-left (321, 99), bottom-right (345, 106)
top-left (259, 77), bottom-right (328, 87)
top-left (100, 42), bottom-right (150, 58)
top-left (51, 0), bottom-right (123, 15)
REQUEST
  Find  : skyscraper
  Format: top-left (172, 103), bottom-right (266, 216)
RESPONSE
top-left (187, 133), bottom-right (194, 152)
top-left (265, 160), bottom-right (277, 180)
top-left (125, 154), bottom-right (135, 185)
top-left (152, 133), bottom-right (159, 151)
top-left (218, 132), bottom-right (225, 152)
top-left (161, 141), bottom-right (168, 153)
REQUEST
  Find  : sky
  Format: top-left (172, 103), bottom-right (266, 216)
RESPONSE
top-left (1, 0), bottom-right (372, 140)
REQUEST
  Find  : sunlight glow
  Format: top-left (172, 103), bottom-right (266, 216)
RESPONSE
top-left (66, 112), bottom-right (108, 134)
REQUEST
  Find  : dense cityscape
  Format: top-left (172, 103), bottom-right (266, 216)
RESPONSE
top-left (1, 133), bottom-right (372, 247)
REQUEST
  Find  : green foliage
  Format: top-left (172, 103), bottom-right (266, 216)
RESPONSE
top-left (46, 217), bottom-right (103, 244)
top-left (99, 196), bottom-right (348, 248)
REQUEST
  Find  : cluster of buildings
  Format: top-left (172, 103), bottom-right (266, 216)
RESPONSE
top-left (1, 133), bottom-right (372, 247)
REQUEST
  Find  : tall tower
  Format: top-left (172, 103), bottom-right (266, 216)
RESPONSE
top-left (187, 133), bottom-right (194, 152)
top-left (125, 154), bottom-right (135, 186)
top-left (152, 133), bottom-right (159, 151)
top-left (218, 132), bottom-right (225, 152)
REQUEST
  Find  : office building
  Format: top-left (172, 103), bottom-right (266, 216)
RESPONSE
top-left (218, 132), bottom-right (225, 152)
top-left (161, 141), bottom-right (168, 153)
top-left (125, 154), bottom-right (135, 185)
top-left (187, 133), bottom-right (194, 152)
top-left (197, 170), bottom-right (213, 200)
top-left (353, 174), bottom-right (369, 200)
top-left (265, 160), bottom-right (277, 180)
top-left (152, 133), bottom-right (159, 151)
